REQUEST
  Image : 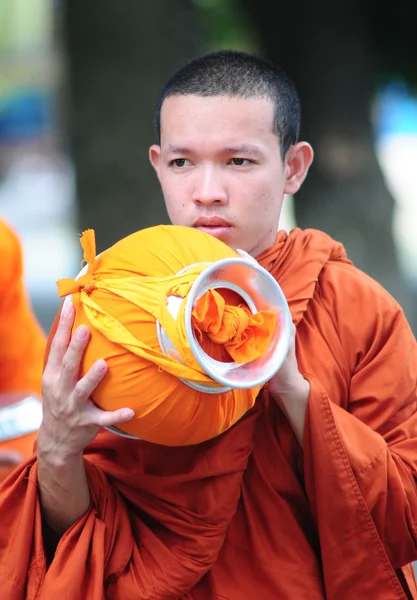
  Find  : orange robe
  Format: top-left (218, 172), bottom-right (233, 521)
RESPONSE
top-left (0, 220), bottom-right (46, 479)
top-left (0, 227), bottom-right (416, 599)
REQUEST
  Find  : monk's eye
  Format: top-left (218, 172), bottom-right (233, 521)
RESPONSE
top-left (229, 158), bottom-right (252, 166)
top-left (169, 158), bottom-right (191, 168)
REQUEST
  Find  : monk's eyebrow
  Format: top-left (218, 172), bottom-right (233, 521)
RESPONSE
top-left (163, 143), bottom-right (265, 158)
top-left (165, 144), bottom-right (191, 155)
top-left (222, 144), bottom-right (264, 157)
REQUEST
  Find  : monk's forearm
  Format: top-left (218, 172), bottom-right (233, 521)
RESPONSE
top-left (37, 444), bottom-right (91, 535)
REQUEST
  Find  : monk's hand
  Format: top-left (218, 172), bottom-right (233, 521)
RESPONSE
top-left (39, 302), bottom-right (134, 460)
top-left (267, 323), bottom-right (310, 446)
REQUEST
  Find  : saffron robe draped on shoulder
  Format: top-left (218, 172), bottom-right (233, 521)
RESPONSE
top-left (0, 220), bottom-right (46, 480)
top-left (1, 227), bottom-right (417, 599)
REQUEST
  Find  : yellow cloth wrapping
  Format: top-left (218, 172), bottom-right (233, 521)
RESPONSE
top-left (56, 225), bottom-right (277, 445)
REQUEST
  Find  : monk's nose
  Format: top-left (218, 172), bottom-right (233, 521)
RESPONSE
top-left (192, 167), bottom-right (228, 206)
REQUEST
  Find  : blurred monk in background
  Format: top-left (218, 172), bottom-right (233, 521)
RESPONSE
top-left (0, 218), bottom-right (45, 480)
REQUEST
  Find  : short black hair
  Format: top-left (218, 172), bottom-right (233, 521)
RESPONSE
top-left (154, 49), bottom-right (301, 159)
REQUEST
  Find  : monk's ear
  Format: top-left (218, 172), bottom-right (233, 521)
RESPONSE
top-left (149, 145), bottom-right (162, 179)
top-left (283, 142), bottom-right (314, 195)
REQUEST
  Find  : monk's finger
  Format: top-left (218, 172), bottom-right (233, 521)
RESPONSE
top-left (83, 402), bottom-right (135, 429)
top-left (72, 358), bottom-right (108, 406)
top-left (0, 451), bottom-right (23, 467)
top-left (58, 325), bottom-right (91, 393)
top-left (45, 302), bottom-right (75, 376)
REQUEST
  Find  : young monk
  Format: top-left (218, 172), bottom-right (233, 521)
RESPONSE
top-left (1, 50), bottom-right (416, 599)
top-left (0, 219), bottom-right (45, 481)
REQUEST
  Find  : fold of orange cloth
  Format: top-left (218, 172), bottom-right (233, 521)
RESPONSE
top-left (192, 288), bottom-right (276, 363)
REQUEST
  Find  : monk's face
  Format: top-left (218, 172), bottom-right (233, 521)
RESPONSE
top-left (150, 94), bottom-right (308, 257)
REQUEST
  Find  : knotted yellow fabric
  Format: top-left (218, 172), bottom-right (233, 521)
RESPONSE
top-left (192, 289), bottom-right (277, 362)
top-left (56, 225), bottom-right (277, 445)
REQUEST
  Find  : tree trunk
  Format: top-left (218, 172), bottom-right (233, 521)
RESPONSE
top-left (240, 0), bottom-right (417, 330)
top-left (62, 0), bottom-right (201, 253)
